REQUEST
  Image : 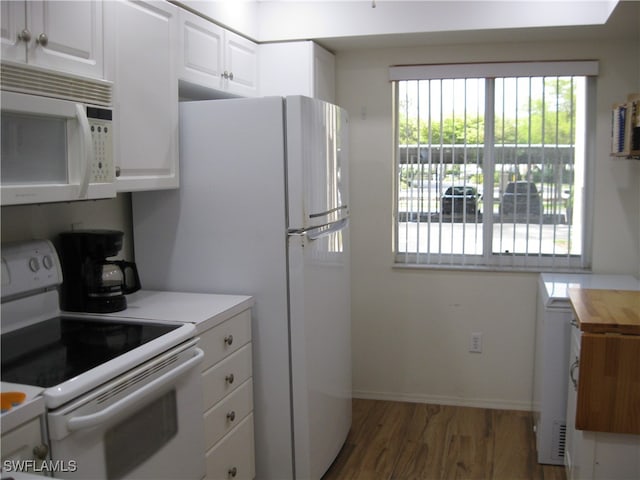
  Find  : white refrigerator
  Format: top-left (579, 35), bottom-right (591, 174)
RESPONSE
top-left (132, 96), bottom-right (351, 480)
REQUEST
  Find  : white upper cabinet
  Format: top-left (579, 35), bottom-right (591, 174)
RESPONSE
top-left (224, 30), bottom-right (258, 97)
top-left (1, 0), bottom-right (105, 80)
top-left (109, 0), bottom-right (179, 192)
top-left (259, 41), bottom-right (335, 103)
top-left (178, 10), bottom-right (223, 89)
top-left (178, 9), bottom-right (258, 97)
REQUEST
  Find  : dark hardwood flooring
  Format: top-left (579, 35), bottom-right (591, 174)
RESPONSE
top-left (322, 399), bottom-right (566, 480)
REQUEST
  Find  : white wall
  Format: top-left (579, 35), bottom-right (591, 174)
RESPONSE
top-left (1, 194), bottom-right (134, 260)
top-left (336, 35), bottom-right (640, 409)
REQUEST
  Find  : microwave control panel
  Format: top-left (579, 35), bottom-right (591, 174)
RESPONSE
top-left (87, 107), bottom-right (114, 184)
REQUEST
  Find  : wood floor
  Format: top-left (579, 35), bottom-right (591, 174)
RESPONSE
top-left (322, 399), bottom-right (566, 480)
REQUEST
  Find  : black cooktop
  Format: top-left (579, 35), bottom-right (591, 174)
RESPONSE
top-left (1, 317), bottom-right (179, 388)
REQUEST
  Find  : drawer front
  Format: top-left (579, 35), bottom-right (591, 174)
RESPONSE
top-left (1, 417), bottom-right (42, 462)
top-left (200, 309), bottom-right (252, 372)
top-left (204, 379), bottom-right (253, 450)
top-left (205, 414), bottom-right (255, 480)
top-left (202, 344), bottom-right (252, 409)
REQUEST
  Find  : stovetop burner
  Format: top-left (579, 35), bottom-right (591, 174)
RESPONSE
top-left (1, 316), bottom-right (179, 388)
top-left (1, 240), bottom-right (198, 410)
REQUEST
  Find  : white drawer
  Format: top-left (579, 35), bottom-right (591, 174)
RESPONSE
top-left (204, 379), bottom-right (253, 450)
top-left (205, 414), bottom-right (255, 480)
top-left (200, 309), bottom-right (252, 372)
top-left (202, 344), bottom-right (252, 409)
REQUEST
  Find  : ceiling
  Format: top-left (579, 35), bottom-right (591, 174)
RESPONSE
top-left (180, 1), bottom-right (638, 51)
top-left (311, 1), bottom-right (639, 51)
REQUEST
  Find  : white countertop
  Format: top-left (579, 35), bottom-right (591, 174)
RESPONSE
top-left (95, 290), bottom-right (255, 334)
top-left (539, 273), bottom-right (640, 308)
top-left (1, 382), bottom-right (45, 433)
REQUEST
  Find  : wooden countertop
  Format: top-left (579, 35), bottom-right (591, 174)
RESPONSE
top-left (568, 288), bottom-right (640, 335)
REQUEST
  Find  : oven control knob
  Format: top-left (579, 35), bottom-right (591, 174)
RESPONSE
top-left (42, 254), bottom-right (54, 270)
top-left (28, 257), bottom-right (40, 272)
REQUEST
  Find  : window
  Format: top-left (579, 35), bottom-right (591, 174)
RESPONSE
top-left (392, 61), bottom-right (597, 270)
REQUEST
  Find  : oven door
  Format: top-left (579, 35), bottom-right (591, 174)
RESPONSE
top-left (46, 339), bottom-right (205, 480)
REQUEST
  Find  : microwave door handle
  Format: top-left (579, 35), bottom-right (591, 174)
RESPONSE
top-left (75, 104), bottom-right (93, 198)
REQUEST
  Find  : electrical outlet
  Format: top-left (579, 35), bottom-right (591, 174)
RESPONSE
top-left (469, 332), bottom-right (483, 353)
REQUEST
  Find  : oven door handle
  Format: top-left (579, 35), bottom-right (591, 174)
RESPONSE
top-left (66, 347), bottom-right (204, 432)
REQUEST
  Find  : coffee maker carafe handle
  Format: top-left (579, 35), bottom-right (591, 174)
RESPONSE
top-left (114, 261), bottom-right (142, 294)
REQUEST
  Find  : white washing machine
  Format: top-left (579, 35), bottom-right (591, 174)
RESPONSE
top-left (532, 273), bottom-right (640, 465)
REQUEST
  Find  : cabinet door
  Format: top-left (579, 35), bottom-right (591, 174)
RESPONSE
top-left (178, 9), bottom-right (224, 90)
top-left (577, 333), bottom-right (640, 433)
top-left (259, 41), bottom-right (313, 98)
top-left (205, 414), bottom-right (255, 480)
top-left (0, 418), bottom-right (44, 465)
top-left (224, 30), bottom-right (257, 97)
top-left (1, 0), bottom-right (27, 63)
top-left (258, 41), bottom-right (335, 102)
top-left (565, 325), bottom-right (584, 479)
top-left (111, 0), bottom-right (179, 192)
top-left (313, 42), bottom-right (335, 103)
top-left (28, 0), bottom-right (104, 79)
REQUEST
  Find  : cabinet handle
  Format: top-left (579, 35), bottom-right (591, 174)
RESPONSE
top-left (17, 29), bottom-right (31, 42)
top-left (32, 444), bottom-right (48, 460)
top-left (222, 71), bottom-right (229, 79)
top-left (227, 410), bottom-right (236, 422)
top-left (570, 357), bottom-right (579, 390)
top-left (224, 334), bottom-right (233, 346)
top-left (115, 166), bottom-right (121, 178)
top-left (225, 373), bottom-right (235, 384)
top-left (228, 467), bottom-right (238, 478)
top-left (36, 33), bottom-right (48, 47)
top-left (228, 71), bottom-right (234, 81)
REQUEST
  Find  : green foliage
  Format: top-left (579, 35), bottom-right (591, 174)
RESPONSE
top-left (398, 78), bottom-right (577, 146)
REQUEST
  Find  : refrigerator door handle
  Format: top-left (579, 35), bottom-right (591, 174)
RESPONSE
top-left (308, 205), bottom-right (349, 219)
top-left (289, 217), bottom-right (349, 241)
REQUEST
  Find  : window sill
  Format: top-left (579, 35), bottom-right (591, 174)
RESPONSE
top-left (392, 262), bottom-right (591, 274)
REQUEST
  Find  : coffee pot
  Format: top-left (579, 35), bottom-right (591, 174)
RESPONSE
top-left (59, 230), bottom-right (141, 313)
top-left (86, 259), bottom-right (141, 301)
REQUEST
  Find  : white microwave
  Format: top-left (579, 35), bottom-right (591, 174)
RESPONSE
top-left (1, 64), bottom-right (116, 206)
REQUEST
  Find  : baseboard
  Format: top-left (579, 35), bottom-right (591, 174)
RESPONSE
top-left (353, 389), bottom-right (532, 412)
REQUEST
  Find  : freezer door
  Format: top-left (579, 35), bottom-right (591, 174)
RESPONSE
top-left (288, 221), bottom-right (352, 480)
top-left (286, 96), bottom-right (349, 230)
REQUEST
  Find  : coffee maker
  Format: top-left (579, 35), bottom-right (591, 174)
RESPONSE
top-left (58, 230), bottom-right (141, 313)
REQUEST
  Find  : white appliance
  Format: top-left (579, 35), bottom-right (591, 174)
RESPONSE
top-left (1, 62), bottom-right (115, 205)
top-left (132, 96), bottom-right (351, 480)
top-left (1, 240), bottom-right (206, 479)
top-left (533, 272), bottom-right (640, 465)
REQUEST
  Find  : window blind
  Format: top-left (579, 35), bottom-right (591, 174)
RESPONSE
top-left (389, 61), bottom-right (599, 81)
top-left (393, 61), bottom-right (596, 271)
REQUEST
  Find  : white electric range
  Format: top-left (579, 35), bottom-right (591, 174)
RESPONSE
top-left (1, 240), bottom-right (205, 480)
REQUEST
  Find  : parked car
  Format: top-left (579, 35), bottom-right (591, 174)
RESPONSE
top-left (441, 186), bottom-right (480, 216)
top-left (499, 181), bottom-right (542, 216)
